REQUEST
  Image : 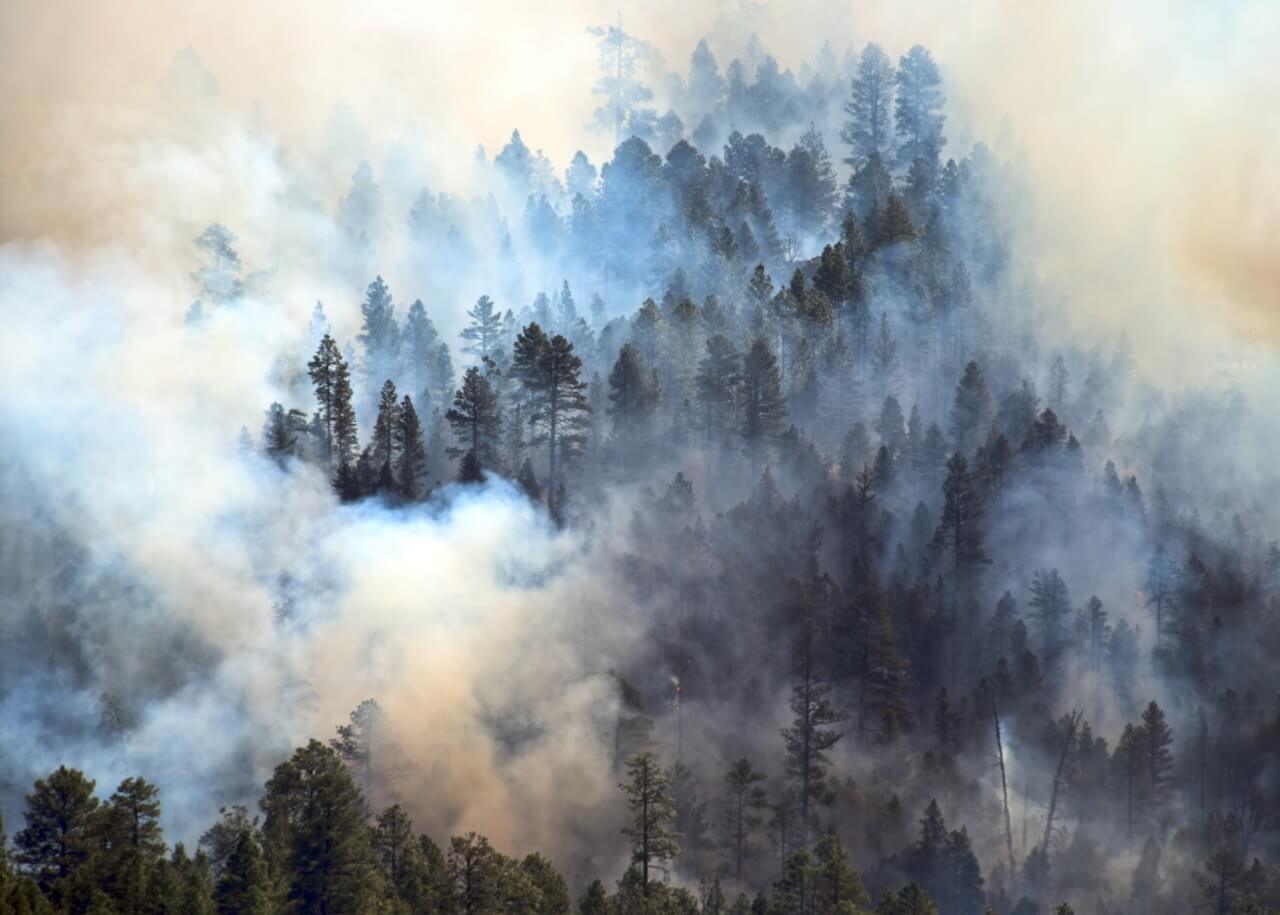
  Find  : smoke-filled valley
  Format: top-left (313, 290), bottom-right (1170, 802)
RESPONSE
top-left (2, 3), bottom-right (1280, 914)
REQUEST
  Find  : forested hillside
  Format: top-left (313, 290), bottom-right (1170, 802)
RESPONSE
top-left (2, 21), bottom-right (1279, 915)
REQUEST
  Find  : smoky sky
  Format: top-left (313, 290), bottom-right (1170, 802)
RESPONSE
top-left (2, 0), bottom-right (1277, 356)
top-left (1, 0), bottom-right (1278, 883)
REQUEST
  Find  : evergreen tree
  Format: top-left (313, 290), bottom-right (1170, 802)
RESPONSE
top-left (461, 295), bottom-right (503, 362)
top-left (841, 43), bottom-right (896, 168)
top-left (262, 403), bottom-right (296, 467)
top-left (213, 829), bottom-right (271, 915)
top-left (782, 620), bottom-right (846, 844)
top-left (739, 338), bottom-right (788, 468)
top-left (772, 848), bottom-right (815, 915)
top-left (931, 452), bottom-right (987, 583)
top-left (607, 344), bottom-right (661, 455)
top-left (15, 767), bottom-right (100, 892)
top-left (446, 367), bottom-right (503, 478)
top-left (395, 395), bottom-right (428, 502)
top-left (812, 832), bottom-right (868, 915)
top-left (695, 335), bottom-right (741, 454)
top-left (260, 740), bottom-right (381, 915)
top-left (723, 759), bottom-right (768, 881)
top-left (894, 46), bottom-right (946, 171)
top-left (308, 334), bottom-right (357, 470)
top-left (875, 195), bottom-right (917, 247)
top-left (358, 276), bottom-right (399, 402)
top-left (513, 326), bottom-right (590, 500)
top-left (1139, 701), bottom-right (1174, 827)
top-left (329, 698), bottom-right (385, 805)
top-left (950, 361), bottom-right (992, 455)
top-left (1144, 545), bottom-right (1179, 642)
top-left (620, 753), bottom-right (679, 897)
top-left (1029, 569), bottom-right (1071, 666)
top-left (370, 380), bottom-right (401, 492)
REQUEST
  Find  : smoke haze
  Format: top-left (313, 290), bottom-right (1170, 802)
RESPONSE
top-left (1, 2), bottom-right (1279, 911)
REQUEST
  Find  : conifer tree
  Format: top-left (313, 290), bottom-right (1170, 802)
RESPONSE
top-left (446, 367), bottom-right (503, 478)
top-left (620, 752), bottom-right (680, 896)
top-left (370, 380), bottom-right (401, 492)
top-left (308, 334), bottom-right (357, 470)
top-left (841, 43), bottom-right (896, 168)
top-left (932, 452), bottom-right (987, 583)
top-left (782, 620), bottom-right (846, 845)
top-left (695, 335), bottom-right (741, 454)
top-left (812, 832), bottom-right (868, 915)
top-left (358, 276), bottom-right (399, 400)
top-left (1029, 569), bottom-right (1071, 667)
top-left (723, 759), bottom-right (768, 881)
top-left (260, 740), bottom-right (381, 915)
top-left (608, 344), bottom-right (661, 455)
top-left (461, 295), bottom-right (503, 362)
top-left (15, 767), bottom-right (100, 892)
top-left (262, 403), bottom-right (296, 467)
top-left (876, 194), bottom-right (918, 247)
top-left (213, 829), bottom-right (271, 915)
top-left (513, 326), bottom-right (590, 499)
top-left (950, 361), bottom-right (992, 455)
top-left (1139, 701), bottom-right (1174, 827)
top-left (329, 699), bottom-right (385, 805)
top-left (739, 338), bottom-right (788, 469)
top-left (894, 46), bottom-right (946, 171)
top-left (1145, 546), bottom-right (1179, 641)
top-left (395, 395), bottom-right (428, 501)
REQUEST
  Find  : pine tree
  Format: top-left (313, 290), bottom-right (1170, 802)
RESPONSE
top-left (894, 46), bottom-right (946, 171)
top-left (876, 194), bottom-right (917, 247)
top-left (872, 315), bottom-right (899, 396)
top-left (308, 334), bottom-right (356, 470)
top-left (513, 326), bottom-right (590, 499)
top-left (357, 276), bottom-right (399, 401)
top-left (262, 403), bottom-right (296, 467)
top-left (15, 767), bottom-right (100, 891)
top-left (579, 878), bottom-right (612, 915)
top-left (772, 848), bottom-right (815, 915)
top-left (370, 380), bottom-right (401, 492)
top-left (395, 395), bottom-right (428, 501)
top-left (461, 295), bottom-right (503, 361)
top-left (446, 367), bottom-right (503, 478)
top-left (812, 832), bottom-right (868, 915)
top-left (329, 698), bottom-right (384, 804)
top-left (695, 334), bottom-right (741, 454)
top-left (932, 452), bottom-right (987, 583)
top-left (260, 740), bottom-right (381, 915)
top-left (723, 759), bottom-right (768, 881)
top-left (399, 299), bottom-right (445, 408)
top-left (1029, 569), bottom-right (1071, 667)
top-left (1139, 701), bottom-right (1174, 827)
top-left (608, 344), bottom-right (661, 455)
top-left (841, 43), bottom-right (896, 168)
top-left (214, 829), bottom-right (271, 915)
top-left (1145, 546), bottom-right (1179, 642)
top-left (620, 752), bottom-right (680, 896)
top-left (782, 620), bottom-right (846, 845)
top-left (876, 882), bottom-right (939, 915)
top-left (740, 338), bottom-right (788, 468)
top-left (950, 361), bottom-right (992, 455)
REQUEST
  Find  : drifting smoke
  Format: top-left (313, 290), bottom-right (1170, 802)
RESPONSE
top-left (0, 0), bottom-right (1278, 908)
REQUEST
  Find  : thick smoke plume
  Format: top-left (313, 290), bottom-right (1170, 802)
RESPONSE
top-left (1, 2), bottom-right (1279, 912)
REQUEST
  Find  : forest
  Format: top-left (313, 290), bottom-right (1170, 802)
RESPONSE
top-left (1, 14), bottom-right (1279, 915)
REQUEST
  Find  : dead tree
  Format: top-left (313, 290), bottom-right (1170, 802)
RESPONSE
top-left (993, 696), bottom-right (1016, 874)
top-left (1041, 710), bottom-right (1082, 859)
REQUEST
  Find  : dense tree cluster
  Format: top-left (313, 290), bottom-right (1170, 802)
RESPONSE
top-left (11, 25), bottom-right (1280, 915)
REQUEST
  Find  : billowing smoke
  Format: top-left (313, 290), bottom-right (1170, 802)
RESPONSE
top-left (2, 1), bottom-right (1279, 910)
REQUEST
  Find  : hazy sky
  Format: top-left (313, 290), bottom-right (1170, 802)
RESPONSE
top-left (0, 0), bottom-right (1276, 350)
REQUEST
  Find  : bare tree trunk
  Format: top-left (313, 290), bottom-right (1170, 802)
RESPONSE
top-left (993, 698), bottom-right (1016, 874)
top-left (1042, 710), bottom-right (1081, 858)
